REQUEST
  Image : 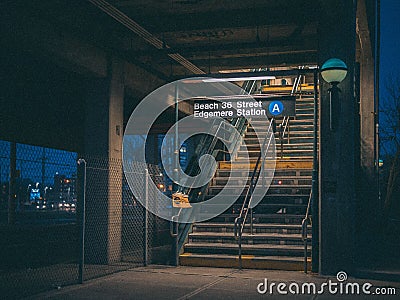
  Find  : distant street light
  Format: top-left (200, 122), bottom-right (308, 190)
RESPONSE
top-left (26, 184), bottom-right (31, 204)
top-left (321, 58), bottom-right (348, 131)
top-left (44, 186), bottom-right (49, 201)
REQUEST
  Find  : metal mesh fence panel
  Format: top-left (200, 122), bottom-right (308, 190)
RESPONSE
top-left (0, 141), bottom-right (79, 299)
top-left (0, 141), bottom-right (172, 298)
top-left (81, 157), bottom-right (171, 281)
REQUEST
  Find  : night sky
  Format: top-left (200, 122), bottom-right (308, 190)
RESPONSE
top-left (380, 0), bottom-right (400, 96)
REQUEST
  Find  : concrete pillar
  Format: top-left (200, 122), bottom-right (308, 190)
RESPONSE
top-left (356, 0), bottom-right (378, 212)
top-left (318, 0), bottom-right (358, 275)
top-left (84, 57), bottom-right (124, 264)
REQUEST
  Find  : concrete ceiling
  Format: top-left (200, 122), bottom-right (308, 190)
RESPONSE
top-left (15, 0), bottom-right (319, 80)
top-left (99, 0), bottom-right (319, 75)
top-left (0, 0), bottom-right (376, 152)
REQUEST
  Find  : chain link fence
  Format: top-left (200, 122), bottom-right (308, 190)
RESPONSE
top-left (0, 141), bottom-right (172, 298)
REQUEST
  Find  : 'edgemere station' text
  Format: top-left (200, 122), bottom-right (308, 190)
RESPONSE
top-left (193, 100), bottom-right (266, 118)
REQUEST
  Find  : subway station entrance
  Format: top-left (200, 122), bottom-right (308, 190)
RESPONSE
top-left (1, 0), bottom-right (385, 298)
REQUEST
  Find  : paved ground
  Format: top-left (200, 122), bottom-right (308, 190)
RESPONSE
top-left (29, 265), bottom-right (400, 300)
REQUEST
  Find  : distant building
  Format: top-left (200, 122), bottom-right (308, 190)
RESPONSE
top-left (54, 173), bottom-right (76, 202)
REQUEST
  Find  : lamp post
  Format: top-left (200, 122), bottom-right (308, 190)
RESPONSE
top-left (26, 184), bottom-right (31, 205)
top-left (320, 58), bottom-right (348, 131)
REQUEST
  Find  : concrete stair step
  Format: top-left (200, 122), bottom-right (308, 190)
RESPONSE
top-left (287, 124), bottom-right (314, 129)
top-left (243, 128), bottom-right (313, 138)
top-left (219, 160), bottom-right (313, 170)
top-left (213, 174), bottom-right (312, 179)
top-left (281, 138), bottom-right (317, 144)
top-left (295, 100), bottom-right (314, 103)
top-left (238, 149), bottom-right (313, 155)
top-left (209, 181), bottom-right (312, 188)
top-left (200, 207), bottom-right (309, 215)
top-left (210, 178), bottom-right (311, 188)
top-left (188, 232), bottom-right (305, 245)
top-left (201, 206), bottom-right (307, 216)
top-left (243, 134), bottom-right (312, 141)
top-left (213, 170), bottom-right (312, 178)
top-left (241, 143), bottom-right (314, 151)
top-left (295, 103), bottom-right (314, 108)
top-left (242, 141), bottom-right (317, 149)
top-left (179, 253), bottom-right (311, 271)
top-left (296, 106), bottom-right (315, 111)
top-left (208, 213), bottom-right (306, 224)
top-left (203, 193), bottom-right (310, 201)
top-left (208, 184), bottom-right (311, 190)
top-left (278, 130), bottom-right (313, 136)
top-left (295, 113), bottom-right (314, 118)
top-left (183, 242), bottom-right (311, 256)
top-left (215, 168), bottom-right (312, 176)
top-left (207, 187), bottom-right (310, 196)
top-left (203, 196), bottom-right (310, 205)
top-left (193, 223), bottom-right (311, 234)
top-left (244, 124), bottom-right (314, 135)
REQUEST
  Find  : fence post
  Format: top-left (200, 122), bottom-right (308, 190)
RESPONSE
top-left (143, 168), bottom-right (149, 266)
top-left (77, 159), bottom-right (86, 284)
top-left (8, 142), bottom-right (17, 225)
top-left (170, 214), bottom-right (179, 266)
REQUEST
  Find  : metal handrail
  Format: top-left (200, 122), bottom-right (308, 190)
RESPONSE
top-left (170, 208), bottom-right (182, 266)
top-left (277, 70), bottom-right (306, 157)
top-left (278, 117), bottom-right (290, 158)
top-left (281, 116), bottom-right (290, 140)
top-left (182, 117), bottom-right (246, 198)
top-left (234, 118), bottom-right (275, 269)
top-left (301, 69), bottom-right (318, 273)
top-left (173, 118), bottom-right (245, 256)
top-left (301, 183), bottom-right (313, 273)
top-left (173, 74), bottom-right (259, 259)
top-left (178, 69), bottom-right (260, 199)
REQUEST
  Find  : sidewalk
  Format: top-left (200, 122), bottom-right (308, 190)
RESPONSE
top-left (29, 265), bottom-right (400, 300)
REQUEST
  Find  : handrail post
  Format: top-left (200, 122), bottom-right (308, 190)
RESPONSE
top-left (233, 117), bottom-right (275, 271)
top-left (238, 231), bottom-right (242, 270)
top-left (234, 217), bottom-right (243, 270)
top-left (302, 218), bottom-right (308, 274)
top-left (170, 208), bottom-right (181, 266)
top-left (250, 208), bottom-right (253, 235)
top-left (170, 216), bottom-right (179, 266)
top-left (279, 123), bottom-right (284, 158)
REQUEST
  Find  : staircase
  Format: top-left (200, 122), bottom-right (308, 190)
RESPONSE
top-left (179, 87), bottom-right (316, 271)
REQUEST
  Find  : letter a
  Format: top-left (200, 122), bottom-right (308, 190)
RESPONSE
top-left (272, 104), bottom-right (280, 113)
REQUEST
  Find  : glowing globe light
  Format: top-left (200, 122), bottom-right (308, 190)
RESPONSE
top-left (321, 58), bottom-right (348, 84)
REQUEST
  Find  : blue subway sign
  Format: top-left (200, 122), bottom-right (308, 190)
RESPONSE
top-left (268, 101), bottom-right (284, 116)
top-left (193, 95), bottom-right (296, 119)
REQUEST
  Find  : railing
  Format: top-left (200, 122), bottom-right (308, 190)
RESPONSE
top-left (277, 69), bottom-right (305, 158)
top-left (233, 118), bottom-right (275, 269)
top-left (174, 117), bottom-right (247, 256)
top-left (278, 116), bottom-right (290, 158)
top-left (291, 66), bottom-right (304, 95)
top-left (301, 189), bottom-right (312, 273)
top-left (170, 207), bottom-right (182, 266)
top-left (171, 73), bottom-right (261, 261)
top-left (302, 69), bottom-right (319, 273)
top-left (179, 116), bottom-right (247, 199)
